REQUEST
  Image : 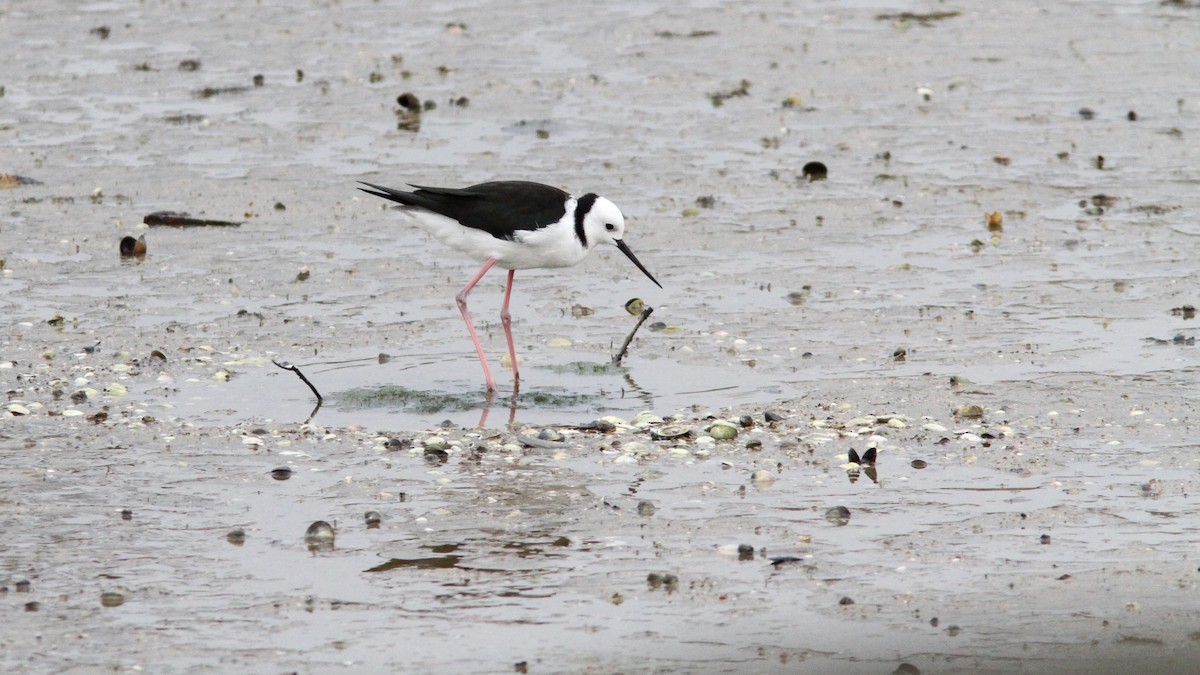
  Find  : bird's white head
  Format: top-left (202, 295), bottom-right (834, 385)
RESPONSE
top-left (577, 195), bottom-right (626, 250)
top-left (576, 193), bottom-right (662, 289)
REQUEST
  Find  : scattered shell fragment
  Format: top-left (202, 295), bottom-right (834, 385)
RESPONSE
top-left (270, 466), bottom-right (293, 481)
top-left (651, 424), bottom-right (690, 441)
top-left (365, 510), bottom-right (383, 528)
top-left (630, 411), bottom-right (663, 427)
top-left (0, 174), bottom-right (42, 188)
top-left (825, 506), bottom-right (852, 525)
top-left (646, 573), bottom-right (679, 591)
top-left (305, 521), bottom-right (335, 547)
top-left (785, 288), bottom-right (811, 305)
top-left (537, 428), bottom-right (565, 442)
top-left (100, 590), bottom-right (127, 608)
top-left (750, 469), bottom-right (775, 485)
top-left (802, 161), bottom-right (828, 181)
top-left (954, 404), bottom-right (984, 419)
top-left (708, 421), bottom-right (739, 440)
top-left (119, 235), bottom-right (147, 258)
top-left (625, 298), bottom-right (646, 315)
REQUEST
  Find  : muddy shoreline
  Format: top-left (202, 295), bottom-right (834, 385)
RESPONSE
top-left (4, 0), bottom-right (1200, 673)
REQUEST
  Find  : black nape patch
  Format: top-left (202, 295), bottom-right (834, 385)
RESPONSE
top-left (574, 193), bottom-right (599, 248)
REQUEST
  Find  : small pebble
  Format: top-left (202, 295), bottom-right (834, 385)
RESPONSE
top-left (737, 544), bottom-right (755, 561)
top-left (636, 501), bottom-right (655, 517)
top-left (270, 467), bottom-right (293, 480)
top-left (365, 510), bottom-right (383, 528)
top-left (227, 528), bottom-right (246, 545)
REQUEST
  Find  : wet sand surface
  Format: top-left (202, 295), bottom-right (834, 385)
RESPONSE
top-left (3, 0), bottom-right (1200, 672)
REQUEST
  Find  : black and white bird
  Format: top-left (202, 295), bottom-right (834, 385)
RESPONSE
top-left (358, 180), bottom-right (661, 392)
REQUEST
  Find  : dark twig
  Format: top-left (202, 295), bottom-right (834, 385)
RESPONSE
top-left (144, 211), bottom-right (242, 227)
top-left (612, 306), bottom-right (654, 366)
top-left (273, 359), bottom-right (323, 403)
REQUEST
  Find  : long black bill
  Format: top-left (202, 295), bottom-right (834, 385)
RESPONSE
top-left (615, 239), bottom-right (662, 289)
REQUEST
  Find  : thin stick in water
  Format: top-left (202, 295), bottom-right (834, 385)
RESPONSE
top-left (272, 359), bottom-right (323, 403)
top-left (613, 306), bottom-right (654, 366)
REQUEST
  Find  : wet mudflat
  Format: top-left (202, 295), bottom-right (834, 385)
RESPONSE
top-left (3, 0), bottom-right (1200, 673)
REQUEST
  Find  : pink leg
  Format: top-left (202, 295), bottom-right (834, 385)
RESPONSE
top-left (457, 258), bottom-right (499, 392)
top-left (500, 269), bottom-right (520, 385)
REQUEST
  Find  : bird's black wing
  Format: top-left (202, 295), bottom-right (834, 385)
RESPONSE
top-left (359, 181), bottom-right (570, 241)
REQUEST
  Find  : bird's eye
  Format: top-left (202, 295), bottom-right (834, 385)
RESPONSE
top-left (605, 223), bottom-right (616, 231)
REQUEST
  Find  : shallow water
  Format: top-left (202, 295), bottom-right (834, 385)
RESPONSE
top-left (3, 0), bottom-right (1200, 672)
